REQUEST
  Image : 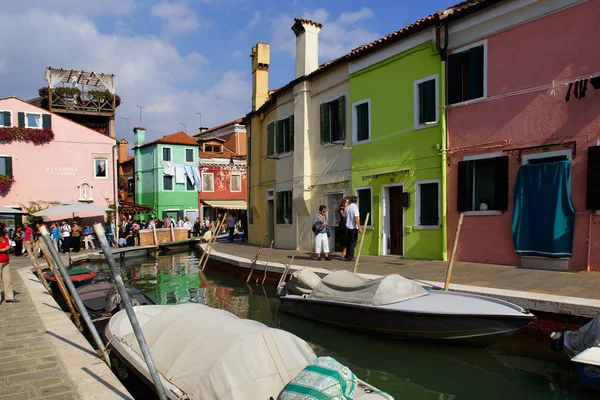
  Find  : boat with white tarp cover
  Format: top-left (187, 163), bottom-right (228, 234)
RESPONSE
top-left (279, 270), bottom-right (535, 346)
top-left (105, 303), bottom-right (393, 400)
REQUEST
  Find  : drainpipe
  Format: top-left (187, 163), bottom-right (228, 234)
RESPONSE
top-left (437, 21), bottom-right (449, 261)
top-left (112, 143), bottom-right (120, 242)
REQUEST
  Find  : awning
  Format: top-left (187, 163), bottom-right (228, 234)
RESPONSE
top-left (203, 200), bottom-right (247, 210)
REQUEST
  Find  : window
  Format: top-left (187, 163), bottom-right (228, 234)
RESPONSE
top-left (25, 113), bottom-right (42, 128)
top-left (202, 173), bottom-right (214, 192)
top-left (277, 190), bottom-right (292, 224)
top-left (185, 148), bottom-right (194, 163)
top-left (127, 178), bottom-right (134, 195)
top-left (457, 155), bottom-right (508, 212)
top-left (414, 75), bottom-right (438, 128)
top-left (266, 121), bottom-right (275, 156)
top-left (231, 174), bottom-right (241, 192)
top-left (94, 158), bottom-right (107, 178)
top-left (204, 144), bottom-right (222, 153)
top-left (352, 99), bottom-right (370, 143)
top-left (163, 175), bottom-right (174, 191)
top-left (356, 188), bottom-right (372, 226)
top-left (416, 181), bottom-right (440, 227)
top-left (186, 178), bottom-right (195, 191)
top-left (448, 43), bottom-right (485, 104)
top-left (0, 111), bottom-right (10, 127)
top-left (0, 156), bottom-right (13, 178)
top-left (276, 116), bottom-right (294, 154)
top-left (162, 147), bottom-right (172, 162)
top-left (320, 96), bottom-right (346, 144)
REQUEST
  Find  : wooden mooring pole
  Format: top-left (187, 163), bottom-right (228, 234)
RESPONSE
top-left (200, 213), bottom-right (227, 272)
top-left (444, 212), bottom-right (464, 291)
top-left (246, 233), bottom-right (268, 283)
top-left (261, 240), bottom-right (275, 286)
top-left (353, 213), bottom-right (370, 274)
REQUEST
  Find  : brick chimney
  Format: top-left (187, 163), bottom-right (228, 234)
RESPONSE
top-left (291, 18), bottom-right (322, 78)
top-left (117, 139), bottom-right (129, 163)
top-left (251, 42), bottom-right (270, 111)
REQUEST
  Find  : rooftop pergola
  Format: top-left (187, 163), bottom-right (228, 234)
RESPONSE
top-left (43, 67), bottom-right (118, 116)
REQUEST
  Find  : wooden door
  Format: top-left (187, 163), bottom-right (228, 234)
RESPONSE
top-left (389, 186), bottom-right (403, 255)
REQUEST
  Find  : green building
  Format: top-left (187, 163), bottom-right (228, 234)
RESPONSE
top-left (349, 38), bottom-right (447, 260)
top-left (133, 128), bottom-right (200, 222)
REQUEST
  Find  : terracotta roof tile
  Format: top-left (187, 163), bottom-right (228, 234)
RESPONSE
top-left (193, 117), bottom-right (244, 138)
top-left (138, 131), bottom-right (199, 148)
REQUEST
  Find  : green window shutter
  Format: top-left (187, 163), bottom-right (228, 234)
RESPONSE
top-left (286, 192), bottom-right (292, 224)
top-left (337, 96), bottom-right (346, 141)
top-left (288, 115), bottom-right (294, 152)
top-left (18, 112), bottom-right (25, 128)
top-left (276, 120), bottom-right (284, 154)
top-left (467, 46), bottom-right (484, 100)
top-left (494, 156), bottom-right (509, 210)
top-left (276, 192), bottom-right (283, 223)
top-left (42, 114), bottom-right (52, 129)
top-left (2, 111), bottom-right (10, 126)
top-left (357, 189), bottom-right (371, 223)
top-left (356, 103), bottom-right (369, 142)
top-left (267, 122), bottom-right (275, 156)
top-left (3, 157), bottom-right (13, 178)
top-left (448, 53), bottom-right (462, 104)
top-left (420, 79), bottom-right (436, 124)
top-left (457, 160), bottom-right (473, 212)
top-left (320, 103), bottom-right (330, 143)
top-left (419, 183), bottom-right (439, 225)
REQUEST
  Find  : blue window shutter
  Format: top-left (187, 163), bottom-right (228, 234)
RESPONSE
top-left (288, 115), bottom-right (294, 152)
top-left (337, 96), bottom-right (346, 141)
top-left (320, 103), bottom-right (329, 143)
top-left (42, 114), bottom-right (52, 129)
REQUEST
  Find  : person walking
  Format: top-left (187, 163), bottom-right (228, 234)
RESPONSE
top-left (12, 225), bottom-right (24, 257)
top-left (60, 220), bottom-right (72, 253)
top-left (71, 222), bottom-right (82, 252)
top-left (313, 205), bottom-right (331, 261)
top-left (50, 223), bottom-right (61, 252)
top-left (227, 214), bottom-right (236, 242)
top-left (193, 217), bottom-right (201, 237)
top-left (132, 220), bottom-right (140, 246)
top-left (0, 223), bottom-right (18, 302)
top-left (344, 196), bottom-right (363, 261)
top-left (82, 224), bottom-right (96, 250)
top-left (106, 221), bottom-right (116, 247)
top-left (183, 217), bottom-right (193, 238)
top-left (338, 197), bottom-right (349, 259)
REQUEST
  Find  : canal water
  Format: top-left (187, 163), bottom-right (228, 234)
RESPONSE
top-left (82, 251), bottom-right (597, 400)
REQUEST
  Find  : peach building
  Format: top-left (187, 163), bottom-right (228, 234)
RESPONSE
top-left (445, 0), bottom-right (600, 271)
top-left (0, 97), bottom-right (116, 225)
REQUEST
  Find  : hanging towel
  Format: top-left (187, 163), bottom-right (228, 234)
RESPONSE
top-left (175, 164), bottom-right (186, 184)
top-left (512, 160), bottom-right (575, 258)
top-left (192, 167), bottom-right (202, 192)
top-left (163, 161), bottom-right (175, 176)
top-left (184, 165), bottom-right (195, 186)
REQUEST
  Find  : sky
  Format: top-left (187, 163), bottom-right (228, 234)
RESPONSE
top-left (0, 0), bottom-right (454, 146)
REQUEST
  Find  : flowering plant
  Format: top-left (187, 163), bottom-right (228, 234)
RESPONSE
top-left (0, 175), bottom-right (14, 193)
top-left (0, 127), bottom-right (54, 144)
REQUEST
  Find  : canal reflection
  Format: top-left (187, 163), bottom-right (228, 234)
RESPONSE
top-left (86, 251), bottom-right (597, 400)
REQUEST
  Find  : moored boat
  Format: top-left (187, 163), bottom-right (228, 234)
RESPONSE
top-left (105, 303), bottom-right (393, 399)
top-left (43, 267), bottom-right (96, 292)
top-left (279, 270), bottom-right (535, 346)
top-left (77, 282), bottom-right (155, 320)
top-left (158, 238), bottom-right (202, 252)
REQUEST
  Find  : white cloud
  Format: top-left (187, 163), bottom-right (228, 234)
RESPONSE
top-left (0, 8), bottom-right (248, 143)
top-left (150, 2), bottom-right (200, 35)
top-left (271, 8), bottom-right (379, 62)
top-left (248, 11), bottom-right (261, 29)
top-left (338, 7), bottom-right (374, 25)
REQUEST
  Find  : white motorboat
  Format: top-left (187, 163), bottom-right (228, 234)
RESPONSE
top-left (105, 303), bottom-right (393, 400)
top-left (279, 270), bottom-right (535, 346)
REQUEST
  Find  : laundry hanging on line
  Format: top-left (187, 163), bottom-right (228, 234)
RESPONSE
top-left (175, 164), bottom-right (186, 184)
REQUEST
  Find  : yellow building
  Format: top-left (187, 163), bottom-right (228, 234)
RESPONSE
top-left (247, 19), bottom-right (352, 251)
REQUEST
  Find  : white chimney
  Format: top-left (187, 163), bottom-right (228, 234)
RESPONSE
top-left (291, 18), bottom-right (322, 78)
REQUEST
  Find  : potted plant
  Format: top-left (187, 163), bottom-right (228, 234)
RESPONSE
top-left (479, 196), bottom-right (489, 211)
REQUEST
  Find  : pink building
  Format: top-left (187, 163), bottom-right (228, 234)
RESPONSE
top-left (446, 0), bottom-right (600, 271)
top-left (0, 97), bottom-right (116, 224)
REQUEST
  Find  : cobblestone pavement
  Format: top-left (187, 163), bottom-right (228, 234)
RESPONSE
top-left (212, 241), bottom-right (600, 300)
top-left (0, 263), bottom-right (78, 400)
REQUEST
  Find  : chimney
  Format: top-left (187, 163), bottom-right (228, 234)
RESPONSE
top-left (251, 42), bottom-right (270, 111)
top-left (117, 139), bottom-right (129, 163)
top-left (291, 18), bottom-right (322, 78)
top-left (133, 127), bottom-right (146, 147)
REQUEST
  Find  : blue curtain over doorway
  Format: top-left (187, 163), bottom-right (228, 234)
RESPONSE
top-left (512, 160), bottom-right (575, 258)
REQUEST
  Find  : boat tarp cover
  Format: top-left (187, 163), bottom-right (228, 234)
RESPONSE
top-left (120, 304), bottom-right (317, 400)
top-left (308, 270), bottom-right (429, 306)
top-left (285, 269), bottom-right (322, 295)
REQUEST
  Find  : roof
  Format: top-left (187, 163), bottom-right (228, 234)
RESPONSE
top-left (137, 131), bottom-right (199, 148)
top-left (193, 117), bottom-right (244, 138)
top-left (255, 0), bottom-right (499, 114)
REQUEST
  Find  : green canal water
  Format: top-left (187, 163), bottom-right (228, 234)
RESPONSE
top-left (82, 251), bottom-right (597, 400)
